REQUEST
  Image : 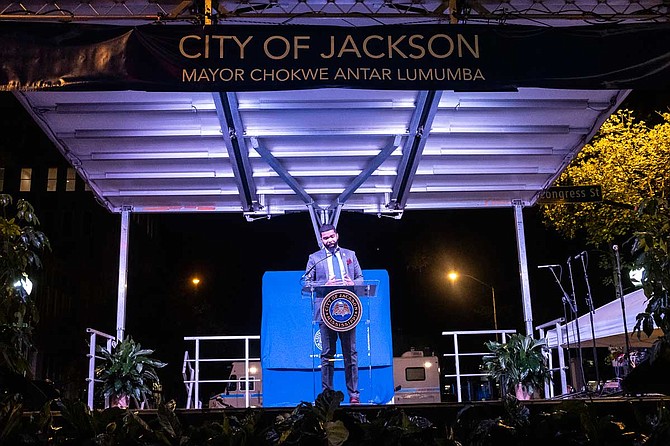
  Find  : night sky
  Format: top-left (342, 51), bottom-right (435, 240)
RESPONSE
top-left (2, 89), bottom-right (667, 402)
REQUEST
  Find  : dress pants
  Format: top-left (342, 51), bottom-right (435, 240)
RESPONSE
top-left (319, 322), bottom-right (359, 400)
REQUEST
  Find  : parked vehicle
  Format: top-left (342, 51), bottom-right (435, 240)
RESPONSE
top-left (392, 350), bottom-right (441, 404)
top-left (208, 361), bottom-right (262, 408)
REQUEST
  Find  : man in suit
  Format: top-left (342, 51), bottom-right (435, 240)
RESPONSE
top-left (304, 224), bottom-right (363, 404)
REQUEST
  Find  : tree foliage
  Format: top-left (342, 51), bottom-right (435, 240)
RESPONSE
top-left (0, 194), bottom-right (50, 376)
top-left (542, 110), bottom-right (670, 348)
top-left (542, 110), bottom-right (670, 248)
top-left (631, 196), bottom-right (670, 341)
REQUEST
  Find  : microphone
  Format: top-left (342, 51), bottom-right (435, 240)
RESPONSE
top-left (301, 251), bottom-right (334, 280)
top-left (573, 251), bottom-right (587, 260)
top-left (538, 264), bottom-right (560, 269)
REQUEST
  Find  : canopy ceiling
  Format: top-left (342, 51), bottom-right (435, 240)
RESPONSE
top-left (15, 88), bottom-right (627, 217)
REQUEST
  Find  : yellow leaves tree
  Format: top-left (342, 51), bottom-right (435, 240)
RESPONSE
top-left (542, 110), bottom-right (670, 249)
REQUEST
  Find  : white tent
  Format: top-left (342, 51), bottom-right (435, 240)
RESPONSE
top-left (545, 288), bottom-right (661, 349)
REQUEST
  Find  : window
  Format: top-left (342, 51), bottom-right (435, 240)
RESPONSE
top-left (228, 375), bottom-right (238, 392)
top-left (240, 380), bottom-right (255, 391)
top-left (0, 168), bottom-right (4, 192)
top-left (405, 367), bottom-right (426, 382)
top-left (66, 168), bottom-right (76, 191)
top-left (47, 167), bottom-right (58, 191)
top-left (20, 168), bottom-right (32, 192)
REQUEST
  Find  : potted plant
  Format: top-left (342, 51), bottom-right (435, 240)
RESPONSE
top-left (95, 337), bottom-right (166, 408)
top-left (482, 333), bottom-right (551, 400)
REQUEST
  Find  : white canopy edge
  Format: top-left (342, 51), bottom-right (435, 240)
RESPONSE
top-left (544, 288), bottom-right (661, 349)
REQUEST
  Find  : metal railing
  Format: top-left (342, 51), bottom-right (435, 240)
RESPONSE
top-left (536, 317), bottom-right (568, 398)
top-left (441, 329), bottom-right (517, 402)
top-left (85, 327), bottom-right (116, 409)
top-left (183, 335), bottom-right (260, 409)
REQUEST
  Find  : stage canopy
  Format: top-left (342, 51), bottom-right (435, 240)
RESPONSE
top-left (14, 87), bottom-right (629, 216)
top-left (2, 1), bottom-right (669, 340)
top-left (2, 2), bottom-right (669, 217)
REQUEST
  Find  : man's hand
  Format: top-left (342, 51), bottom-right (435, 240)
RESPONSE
top-left (325, 276), bottom-right (354, 286)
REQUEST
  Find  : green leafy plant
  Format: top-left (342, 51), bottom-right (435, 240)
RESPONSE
top-left (623, 194), bottom-right (670, 395)
top-left (95, 337), bottom-right (166, 408)
top-left (482, 334), bottom-right (551, 399)
top-left (631, 195), bottom-right (670, 346)
top-left (352, 407), bottom-right (443, 446)
top-left (188, 409), bottom-right (267, 446)
top-left (0, 392), bottom-right (54, 445)
top-left (271, 389), bottom-right (349, 446)
top-left (0, 194), bottom-right (50, 377)
top-left (2, 391), bottom-right (669, 445)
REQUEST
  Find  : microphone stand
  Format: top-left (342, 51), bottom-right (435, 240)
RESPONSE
top-left (566, 257), bottom-right (588, 392)
top-left (540, 265), bottom-right (575, 393)
top-left (576, 252), bottom-right (601, 390)
top-left (300, 251), bottom-right (334, 285)
top-left (612, 245), bottom-right (631, 364)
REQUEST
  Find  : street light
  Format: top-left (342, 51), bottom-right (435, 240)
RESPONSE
top-left (448, 271), bottom-right (498, 336)
top-left (629, 267), bottom-right (644, 287)
top-left (13, 273), bottom-right (33, 297)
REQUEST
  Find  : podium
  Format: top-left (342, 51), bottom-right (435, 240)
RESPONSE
top-left (302, 281), bottom-right (378, 402)
top-left (260, 270), bottom-right (393, 406)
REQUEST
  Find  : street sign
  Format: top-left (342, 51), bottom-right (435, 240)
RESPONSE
top-left (537, 185), bottom-right (602, 204)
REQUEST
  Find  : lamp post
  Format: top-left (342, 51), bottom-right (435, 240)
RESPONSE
top-left (448, 272), bottom-right (498, 338)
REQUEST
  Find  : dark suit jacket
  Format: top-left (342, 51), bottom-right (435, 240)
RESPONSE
top-left (304, 247), bottom-right (363, 284)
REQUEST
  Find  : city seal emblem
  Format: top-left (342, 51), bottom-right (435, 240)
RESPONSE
top-left (320, 288), bottom-right (362, 332)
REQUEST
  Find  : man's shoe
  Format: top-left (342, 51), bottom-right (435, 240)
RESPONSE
top-left (350, 396), bottom-right (360, 404)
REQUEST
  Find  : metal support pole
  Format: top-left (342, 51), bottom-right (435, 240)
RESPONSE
top-left (116, 209), bottom-right (130, 341)
top-left (491, 287), bottom-right (498, 339)
top-left (87, 332), bottom-right (96, 409)
top-left (566, 257), bottom-right (586, 390)
top-left (330, 204), bottom-right (342, 228)
top-left (513, 201), bottom-right (534, 335)
top-left (613, 245), bottom-right (631, 361)
top-left (537, 326), bottom-right (552, 398)
top-left (453, 334), bottom-right (462, 402)
top-left (577, 252), bottom-right (601, 387)
top-left (244, 337), bottom-right (250, 408)
top-left (308, 204), bottom-right (323, 248)
top-left (195, 339), bottom-right (200, 409)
